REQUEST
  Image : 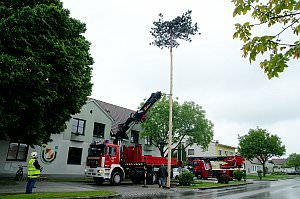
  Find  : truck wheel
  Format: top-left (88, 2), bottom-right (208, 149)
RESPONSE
top-left (93, 177), bottom-right (104, 185)
top-left (130, 169), bottom-right (142, 184)
top-left (110, 171), bottom-right (122, 185)
top-left (197, 174), bottom-right (202, 179)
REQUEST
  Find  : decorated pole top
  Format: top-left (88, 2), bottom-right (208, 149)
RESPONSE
top-left (150, 10), bottom-right (200, 49)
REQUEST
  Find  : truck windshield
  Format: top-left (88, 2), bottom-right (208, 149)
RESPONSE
top-left (88, 144), bottom-right (105, 156)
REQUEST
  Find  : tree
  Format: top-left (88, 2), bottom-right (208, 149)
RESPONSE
top-left (238, 127), bottom-right (286, 176)
top-left (0, 0), bottom-right (93, 146)
top-left (232, 0), bottom-right (300, 79)
top-left (285, 153), bottom-right (300, 172)
top-left (141, 95), bottom-right (214, 157)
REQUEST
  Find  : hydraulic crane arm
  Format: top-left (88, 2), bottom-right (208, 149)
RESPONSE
top-left (112, 91), bottom-right (162, 144)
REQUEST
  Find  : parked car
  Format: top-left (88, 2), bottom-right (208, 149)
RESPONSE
top-left (172, 167), bottom-right (188, 179)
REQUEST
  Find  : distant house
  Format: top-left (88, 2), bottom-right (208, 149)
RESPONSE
top-left (244, 158), bottom-right (263, 174)
top-left (186, 140), bottom-right (237, 157)
top-left (268, 158), bottom-right (296, 174)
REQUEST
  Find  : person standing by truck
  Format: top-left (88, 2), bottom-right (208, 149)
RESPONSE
top-left (26, 152), bottom-right (42, 194)
top-left (158, 164), bottom-right (168, 188)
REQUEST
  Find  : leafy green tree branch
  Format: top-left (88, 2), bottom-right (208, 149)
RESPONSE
top-left (141, 95), bottom-right (213, 157)
top-left (232, 0), bottom-right (300, 78)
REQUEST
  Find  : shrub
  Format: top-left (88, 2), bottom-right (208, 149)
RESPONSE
top-left (216, 173), bottom-right (230, 184)
top-left (178, 171), bottom-right (194, 186)
top-left (233, 169), bottom-right (245, 181)
top-left (257, 170), bottom-right (263, 180)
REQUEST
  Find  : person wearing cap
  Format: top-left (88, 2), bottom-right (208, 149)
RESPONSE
top-left (26, 151), bottom-right (42, 194)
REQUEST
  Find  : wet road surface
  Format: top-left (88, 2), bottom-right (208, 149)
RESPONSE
top-left (1, 177), bottom-right (299, 198)
top-left (159, 178), bottom-right (300, 199)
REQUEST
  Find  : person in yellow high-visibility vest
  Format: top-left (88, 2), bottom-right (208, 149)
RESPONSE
top-left (26, 152), bottom-right (42, 194)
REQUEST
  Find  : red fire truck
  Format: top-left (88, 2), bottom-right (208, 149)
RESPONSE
top-left (187, 156), bottom-right (245, 183)
top-left (85, 92), bottom-right (177, 185)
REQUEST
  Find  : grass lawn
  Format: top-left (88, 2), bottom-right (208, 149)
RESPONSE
top-left (0, 190), bottom-right (117, 199)
top-left (0, 178), bottom-right (17, 186)
top-left (179, 180), bottom-right (248, 188)
top-left (246, 174), bottom-right (297, 181)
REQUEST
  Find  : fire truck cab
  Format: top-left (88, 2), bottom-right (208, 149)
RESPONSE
top-left (86, 142), bottom-right (124, 185)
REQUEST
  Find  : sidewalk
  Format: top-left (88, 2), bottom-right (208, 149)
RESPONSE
top-left (0, 180), bottom-right (190, 198)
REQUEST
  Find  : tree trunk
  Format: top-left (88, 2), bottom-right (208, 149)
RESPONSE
top-left (160, 148), bottom-right (165, 157)
top-left (263, 161), bottom-right (266, 177)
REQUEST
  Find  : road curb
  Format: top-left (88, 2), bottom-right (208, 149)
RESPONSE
top-left (54, 193), bottom-right (121, 199)
top-left (197, 182), bottom-right (253, 190)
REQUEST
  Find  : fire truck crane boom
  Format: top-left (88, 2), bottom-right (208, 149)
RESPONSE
top-left (112, 91), bottom-right (162, 144)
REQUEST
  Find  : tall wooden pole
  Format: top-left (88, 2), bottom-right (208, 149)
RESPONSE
top-left (167, 46), bottom-right (173, 188)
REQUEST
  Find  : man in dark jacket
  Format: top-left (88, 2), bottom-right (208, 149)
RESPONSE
top-left (157, 164), bottom-right (168, 188)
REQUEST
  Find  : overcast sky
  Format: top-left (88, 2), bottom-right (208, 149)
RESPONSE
top-left (61, 0), bottom-right (300, 157)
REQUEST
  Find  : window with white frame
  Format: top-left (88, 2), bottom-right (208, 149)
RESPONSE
top-left (144, 136), bottom-right (151, 145)
top-left (67, 147), bottom-right (82, 165)
top-left (93, 122), bottom-right (105, 138)
top-left (218, 149), bottom-right (222, 156)
top-left (230, 151), bottom-right (234, 156)
top-left (71, 118), bottom-right (86, 135)
top-left (6, 142), bottom-right (29, 161)
top-left (224, 150), bottom-right (228, 156)
top-left (188, 149), bottom-right (194, 155)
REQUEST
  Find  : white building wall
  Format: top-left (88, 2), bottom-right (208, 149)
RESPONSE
top-left (244, 160), bottom-right (263, 174)
top-left (63, 101), bottom-right (113, 143)
top-left (186, 142), bottom-right (216, 157)
top-left (36, 134), bottom-right (91, 175)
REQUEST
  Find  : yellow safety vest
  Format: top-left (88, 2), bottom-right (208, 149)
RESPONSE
top-left (27, 158), bottom-right (40, 179)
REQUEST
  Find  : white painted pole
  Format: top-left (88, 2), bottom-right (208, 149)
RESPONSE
top-left (167, 46), bottom-right (173, 189)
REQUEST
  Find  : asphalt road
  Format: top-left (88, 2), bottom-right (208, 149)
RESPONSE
top-left (172, 178), bottom-right (300, 199)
